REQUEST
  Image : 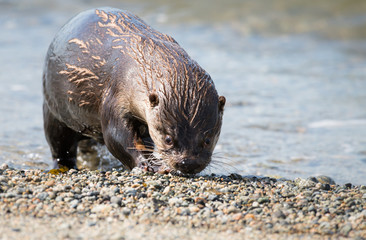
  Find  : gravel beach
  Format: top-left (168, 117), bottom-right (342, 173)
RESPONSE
top-left (0, 164), bottom-right (365, 240)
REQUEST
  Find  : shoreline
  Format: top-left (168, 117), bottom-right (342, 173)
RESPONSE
top-left (0, 166), bottom-right (365, 239)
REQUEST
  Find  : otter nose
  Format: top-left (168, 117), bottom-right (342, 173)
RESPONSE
top-left (174, 158), bottom-right (203, 174)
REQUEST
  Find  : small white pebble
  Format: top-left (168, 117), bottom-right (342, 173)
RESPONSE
top-left (0, 163), bottom-right (9, 170)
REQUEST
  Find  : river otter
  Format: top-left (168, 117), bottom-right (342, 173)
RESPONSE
top-left (43, 7), bottom-right (226, 174)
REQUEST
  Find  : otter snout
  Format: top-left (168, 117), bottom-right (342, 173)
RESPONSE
top-left (173, 158), bottom-right (207, 174)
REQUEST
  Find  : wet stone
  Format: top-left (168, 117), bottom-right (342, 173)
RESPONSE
top-left (320, 183), bottom-right (331, 191)
top-left (295, 178), bottom-right (316, 189)
top-left (316, 175), bottom-right (336, 185)
top-left (344, 183), bottom-right (353, 189)
top-left (122, 207), bottom-right (131, 216)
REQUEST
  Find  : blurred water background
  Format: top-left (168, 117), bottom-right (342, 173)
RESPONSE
top-left (0, 0), bottom-right (365, 184)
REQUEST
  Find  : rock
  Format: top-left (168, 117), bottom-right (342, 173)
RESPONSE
top-left (207, 194), bottom-right (219, 201)
top-left (130, 167), bottom-right (143, 175)
top-left (344, 183), bottom-right (352, 189)
top-left (226, 206), bottom-right (239, 214)
top-left (110, 196), bottom-right (122, 206)
top-left (321, 184), bottom-right (331, 191)
top-left (69, 199), bottom-right (79, 208)
top-left (244, 214), bottom-right (256, 221)
top-left (36, 192), bottom-right (48, 201)
top-left (273, 210), bottom-right (286, 219)
top-left (295, 178), bottom-right (316, 189)
top-left (0, 176), bottom-right (8, 182)
top-left (229, 173), bottom-right (242, 180)
top-left (316, 175), bottom-right (336, 185)
top-left (162, 186), bottom-right (171, 194)
top-left (68, 169), bottom-right (78, 174)
top-left (168, 197), bottom-right (182, 206)
top-left (189, 206), bottom-right (200, 213)
top-left (45, 180), bottom-right (55, 187)
top-left (340, 223), bottom-right (352, 236)
top-left (0, 163), bottom-right (8, 171)
top-left (122, 207), bottom-right (131, 216)
top-left (220, 187), bottom-right (229, 193)
top-left (257, 197), bottom-right (270, 204)
top-left (319, 221), bottom-right (332, 234)
top-left (232, 213), bottom-right (243, 221)
top-left (55, 196), bottom-right (63, 202)
top-left (177, 207), bottom-right (190, 216)
top-left (124, 187), bottom-right (137, 197)
top-left (252, 201), bottom-right (259, 208)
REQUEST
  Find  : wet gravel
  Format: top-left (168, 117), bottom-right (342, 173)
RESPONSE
top-left (0, 164), bottom-right (365, 239)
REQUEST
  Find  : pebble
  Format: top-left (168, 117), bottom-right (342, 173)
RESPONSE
top-left (316, 175), bottom-right (336, 185)
top-left (69, 199), bottom-right (79, 208)
top-left (36, 192), bottom-right (48, 201)
top-left (295, 178), bottom-right (316, 188)
top-left (124, 187), bottom-right (137, 197)
top-left (0, 169), bottom-right (364, 239)
top-left (340, 223), bottom-right (352, 236)
top-left (345, 183), bottom-right (353, 189)
top-left (273, 210), bottom-right (286, 219)
top-left (110, 196), bottom-right (122, 206)
top-left (122, 207), bottom-right (131, 216)
top-left (257, 197), bottom-right (269, 204)
top-left (0, 163), bottom-right (8, 170)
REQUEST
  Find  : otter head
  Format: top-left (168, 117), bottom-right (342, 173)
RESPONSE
top-left (145, 86), bottom-right (226, 174)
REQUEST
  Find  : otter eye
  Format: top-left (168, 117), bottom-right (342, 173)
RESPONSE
top-left (165, 135), bottom-right (173, 146)
top-left (204, 138), bottom-right (211, 146)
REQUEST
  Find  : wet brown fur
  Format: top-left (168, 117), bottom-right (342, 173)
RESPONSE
top-left (43, 7), bottom-right (225, 174)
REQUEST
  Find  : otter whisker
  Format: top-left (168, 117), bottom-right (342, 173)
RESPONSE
top-left (209, 158), bottom-right (238, 174)
top-left (126, 147), bottom-right (155, 152)
top-left (212, 152), bottom-right (230, 160)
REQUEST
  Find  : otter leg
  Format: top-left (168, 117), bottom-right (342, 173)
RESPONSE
top-left (43, 103), bottom-right (82, 169)
top-left (102, 114), bottom-right (151, 170)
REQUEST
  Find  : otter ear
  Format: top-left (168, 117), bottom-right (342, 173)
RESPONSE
top-left (149, 93), bottom-right (159, 107)
top-left (218, 96), bottom-right (226, 112)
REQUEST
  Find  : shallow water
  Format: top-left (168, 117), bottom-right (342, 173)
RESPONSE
top-left (0, 0), bottom-right (365, 184)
